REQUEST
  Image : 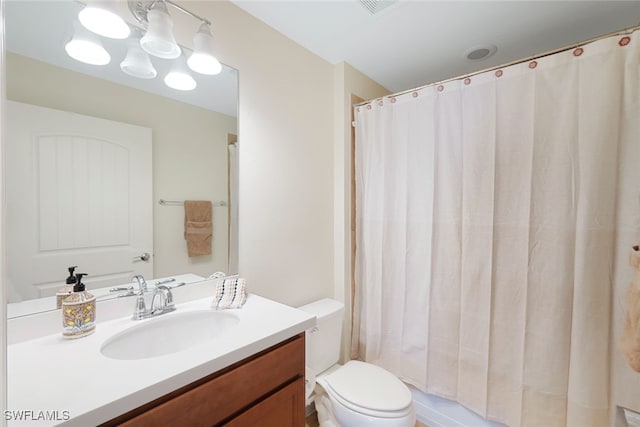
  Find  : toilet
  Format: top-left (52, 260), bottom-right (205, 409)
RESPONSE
top-left (298, 299), bottom-right (415, 427)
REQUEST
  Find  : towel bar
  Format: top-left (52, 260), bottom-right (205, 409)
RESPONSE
top-left (158, 199), bottom-right (227, 207)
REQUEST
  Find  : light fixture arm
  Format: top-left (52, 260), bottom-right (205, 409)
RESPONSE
top-left (129, 0), bottom-right (210, 28)
top-left (165, 0), bottom-right (211, 26)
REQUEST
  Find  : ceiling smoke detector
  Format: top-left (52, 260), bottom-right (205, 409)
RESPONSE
top-left (465, 44), bottom-right (498, 62)
top-left (359, 0), bottom-right (398, 15)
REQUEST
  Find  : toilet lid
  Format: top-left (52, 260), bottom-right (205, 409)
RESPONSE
top-left (323, 361), bottom-right (412, 413)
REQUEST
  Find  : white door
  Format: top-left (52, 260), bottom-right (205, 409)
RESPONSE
top-left (7, 101), bottom-right (153, 301)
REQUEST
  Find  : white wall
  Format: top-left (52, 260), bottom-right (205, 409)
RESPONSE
top-left (6, 54), bottom-right (236, 281)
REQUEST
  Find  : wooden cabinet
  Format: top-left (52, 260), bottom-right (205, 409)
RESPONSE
top-left (100, 333), bottom-right (305, 427)
top-left (225, 380), bottom-right (303, 427)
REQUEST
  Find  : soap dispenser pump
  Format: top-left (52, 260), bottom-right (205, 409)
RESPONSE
top-left (62, 273), bottom-right (96, 339)
top-left (56, 266), bottom-right (78, 309)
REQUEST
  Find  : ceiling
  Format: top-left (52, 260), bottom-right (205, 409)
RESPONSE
top-left (231, 0), bottom-right (640, 93)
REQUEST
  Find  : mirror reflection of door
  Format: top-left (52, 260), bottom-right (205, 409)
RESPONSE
top-left (227, 135), bottom-right (238, 274)
top-left (7, 101), bottom-right (153, 301)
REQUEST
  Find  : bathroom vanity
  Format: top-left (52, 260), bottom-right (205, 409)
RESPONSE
top-left (102, 334), bottom-right (305, 426)
top-left (7, 279), bottom-right (314, 427)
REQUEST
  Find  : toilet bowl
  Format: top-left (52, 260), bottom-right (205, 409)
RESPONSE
top-left (298, 299), bottom-right (415, 427)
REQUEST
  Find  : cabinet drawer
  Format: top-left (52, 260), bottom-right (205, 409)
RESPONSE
top-left (112, 334), bottom-right (304, 427)
top-left (224, 378), bottom-right (304, 427)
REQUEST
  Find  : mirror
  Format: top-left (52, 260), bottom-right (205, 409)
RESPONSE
top-left (5, 0), bottom-right (238, 317)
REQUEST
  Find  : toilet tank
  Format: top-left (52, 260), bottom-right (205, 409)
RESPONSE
top-left (298, 298), bottom-right (344, 375)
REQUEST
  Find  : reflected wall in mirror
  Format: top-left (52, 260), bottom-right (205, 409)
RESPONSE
top-left (5, 0), bottom-right (238, 316)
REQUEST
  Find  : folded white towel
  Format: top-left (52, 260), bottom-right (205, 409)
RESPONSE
top-left (212, 277), bottom-right (247, 310)
top-left (209, 271), bottom-right (227, 279)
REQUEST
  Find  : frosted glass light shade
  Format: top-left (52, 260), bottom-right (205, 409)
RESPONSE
top-left (164, 59), bottom-right (196, 91)
top-left (187, 23), bottom-right (222, 75)
top-left (120, 38), bottom-right (157, 79)
top-left (65, 26), bottom-right (111, 65)
top-left (164, 71), bottom-right (197, 91)
top-left (79, 1), bottom-right (130, 39)
top-left (140, 2), bottom-right (181, 59)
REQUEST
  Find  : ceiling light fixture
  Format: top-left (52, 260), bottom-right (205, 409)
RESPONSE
top-left (139, 1), bottom-right (181, 59)
top-left (70, 0), bottom-right (222, 83)
top-left (129, 0), bottom-right (221, 72)
top-left (120, 35), bottom-right (158, 79)
top-left (188, 23), bottom-right (222, 75)
top-left (164, 56), bottom-right (197, 91)
top-left (78, 0), bottom-right (130, 39)
top-left (65, 22), bottom-right (111, 66)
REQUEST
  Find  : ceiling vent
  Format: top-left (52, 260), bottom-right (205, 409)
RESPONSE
top-left (359, 0), bottom-right (398, 15)
top-left (465, 44), bottom-right (498, 62)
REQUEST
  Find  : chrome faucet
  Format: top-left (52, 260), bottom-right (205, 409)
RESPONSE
top-left (150, 284), bottom-right (175, 315)
top-left (133, 275), bottom-right (148, 293)
top-left (131, 275), bottom-right (176, 320)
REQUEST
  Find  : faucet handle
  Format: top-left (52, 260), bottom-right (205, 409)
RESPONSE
top-left (156, 285), bottom-right (174, 308)
top-left (164, 287), bottom-right (174, 308)
top-left (131, 281), bottom-right (175, 320)
top-left (132, 275), bottom-right (148, 294)
top-left (132, 295), bottom-right (147, 320)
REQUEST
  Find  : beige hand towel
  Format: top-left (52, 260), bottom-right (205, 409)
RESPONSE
top-left (184, 200), bottom-right (212, 257)
top-left (620, 245), bottom-right (640, 372)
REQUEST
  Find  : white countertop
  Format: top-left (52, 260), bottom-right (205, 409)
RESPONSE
top-left (7, 290), bottom-right (315, 426)
top-left (7, 273), bottom-right (206, 320)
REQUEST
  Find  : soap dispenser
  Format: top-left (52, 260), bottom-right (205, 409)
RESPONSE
top-left (56, 266), bottom-right (78, 309)
top-left (62, 273), bottom-right (96, 339)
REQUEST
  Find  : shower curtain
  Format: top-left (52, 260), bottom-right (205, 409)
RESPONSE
top-left (352, 32), bottom-right (640, 427)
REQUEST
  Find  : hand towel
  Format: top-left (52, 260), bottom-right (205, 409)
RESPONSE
top-left (212, 277), bottom-right (247, 310)
top-left (184, 200), bottom-right (212, 257)
top-left (620, 245), bottom-right (640, 372)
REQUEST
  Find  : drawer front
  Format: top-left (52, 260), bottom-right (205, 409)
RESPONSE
top-left (223, 378), bottom-right (304, 427)
top-left (117, 334), bottom-right (305, 427)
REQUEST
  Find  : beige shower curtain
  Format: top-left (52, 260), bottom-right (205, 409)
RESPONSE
top-left (353, 31), bottom-right (640, 427)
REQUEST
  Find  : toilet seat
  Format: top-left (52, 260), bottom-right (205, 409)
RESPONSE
top-left (321, 361), bottom-right (412, 418)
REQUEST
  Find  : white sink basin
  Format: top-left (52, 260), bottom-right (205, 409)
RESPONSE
top-left (100, 310), bottom-right (240, 360)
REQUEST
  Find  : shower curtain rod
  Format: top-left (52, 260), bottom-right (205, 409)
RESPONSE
top-left (354, 23), bottom-right (640, 107)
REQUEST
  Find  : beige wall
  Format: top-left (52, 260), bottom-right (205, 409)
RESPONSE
top-left (169, 1), bottom-right (336, 306)
top-left (6, 53), bottom-right (236, 281)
